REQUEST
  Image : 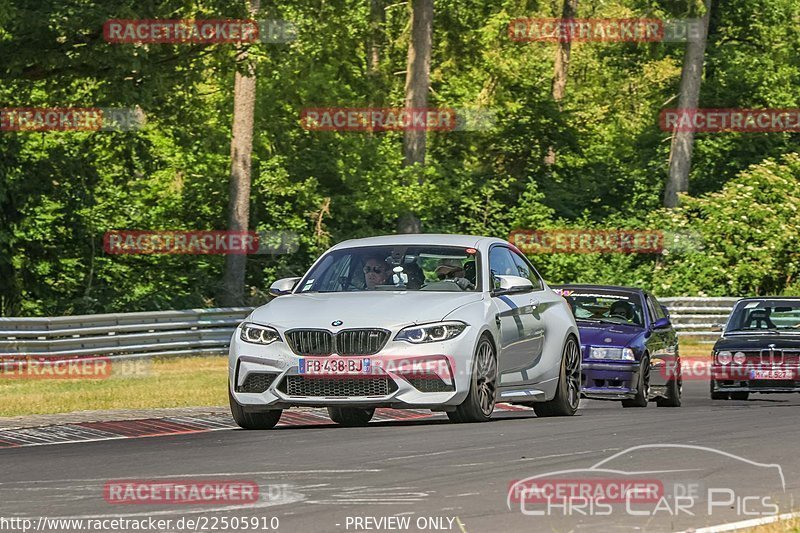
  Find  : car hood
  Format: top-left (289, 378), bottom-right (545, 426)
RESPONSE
top-left (249, 291), bottom-right (484, 329)
top-left (715, 333), bottom-right (800, 351)
top-left (576, 321), bottom-right (646, 347)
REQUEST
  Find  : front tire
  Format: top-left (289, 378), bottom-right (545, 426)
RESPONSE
top-left (327, 407), bottom-right (375, 426)
top-left (229, 388), bottom-right (282, 430)
top-left (533, 335), bottom-right (581, 417)
top-left (656, 364), bottom-right (682, 407)
top-left (730, 391), bottom-right (749, 401)
top-left (622, 357), bottom-right (650, 408)
top-left (448, 336), bottom-right (497, 423)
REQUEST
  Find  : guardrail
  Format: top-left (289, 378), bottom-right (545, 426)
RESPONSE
top-left (659, 297), bottom-right (737, 343)
top-left (0, 297), bottom-right (738, 358)
top-left (0, 308), bottom-right (253, 359)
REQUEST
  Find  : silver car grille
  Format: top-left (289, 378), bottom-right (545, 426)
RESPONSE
top-left (283, 376), bottom-right (395, 397)
top-left (285, 330), bottom-right (332, 355)
top-left (286, 329), bottom-right (389, 356)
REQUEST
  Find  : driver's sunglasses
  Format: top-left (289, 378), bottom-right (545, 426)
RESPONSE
top-left (363, 266), bottom-right (385, 274)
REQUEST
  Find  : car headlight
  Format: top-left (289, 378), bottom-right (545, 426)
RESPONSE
top-left (240, 323), bottom-right (281, 345)
top-left (716, 350), bottom-right (732, 365)
top-left (590, 347), bottom-right (635, 361)
top-left (733, 351), bottom-right (746, 365)
top-left (395, 322), bottom-right (467, 344)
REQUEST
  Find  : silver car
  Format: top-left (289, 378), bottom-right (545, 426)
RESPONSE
top-left (228, 234), bottom-right (581, 428)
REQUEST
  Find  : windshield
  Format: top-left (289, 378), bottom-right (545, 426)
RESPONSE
top-left (296, 245), bottom-right (480, 293)
top-left (554, 288), bottom-right (645, 327)
top-left (727, 300), bottom-right (800, 332)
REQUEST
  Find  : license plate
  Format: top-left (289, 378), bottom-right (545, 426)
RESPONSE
top-left (749, 369), bottom-right (796, 380)
top-left (299, 358), bottom-right (371, 375)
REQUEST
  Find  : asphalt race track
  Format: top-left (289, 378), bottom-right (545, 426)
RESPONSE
top-left (1, 379), bottom-right (798, 533)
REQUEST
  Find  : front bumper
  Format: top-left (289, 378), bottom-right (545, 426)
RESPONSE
top-left (580, 360), bottom-right (641, 399)
top-left (711, 365), bottom-right (800, 393)
top-left (229, 332), bottom-right (475, 410)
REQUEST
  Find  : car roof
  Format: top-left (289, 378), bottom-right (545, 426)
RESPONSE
top-left (736, 297), bottom-right (800, 302)
top-left (552, 283), bottom-right (645, 295)
top-left (329, 234), bottom-right (507, 251)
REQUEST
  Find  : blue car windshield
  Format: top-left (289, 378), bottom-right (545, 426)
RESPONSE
top-left (296, 245), bottom-right (481, 293)
top-left (555, 288), bottom-right (644, 327)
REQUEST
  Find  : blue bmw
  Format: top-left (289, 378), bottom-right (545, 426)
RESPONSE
top-left (552, 284), bottom-right (682, 407)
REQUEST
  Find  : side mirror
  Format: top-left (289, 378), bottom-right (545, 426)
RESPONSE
top-left (653, 317), bottom-right (671, 330)
top-left (492, 275), bottom-right (533, 296)
top-left (712, 323), bottom-right (724, 332)
top-left (269, 277), bottom-right (301, 297)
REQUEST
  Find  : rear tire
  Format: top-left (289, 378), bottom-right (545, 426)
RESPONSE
top-left (449, 336), bottom-right (497, 423)
top-left (533, 336), bottom-right (581, 417)
top-left (229, 388), bottom-right (282, 430)
top-left (327, 407), bottom-right (375, 426)
top-left (730, 391), bottom-right (750, 401)
top-left (622, 357), bottom-right (650, 408)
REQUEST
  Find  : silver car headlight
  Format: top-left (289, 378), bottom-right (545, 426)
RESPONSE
top-left (240, 323), bottom-right (281, 345)
top-left (395, 322), bottom-right (467, 344)
top-left (590, 347), bottom-right (635, 360)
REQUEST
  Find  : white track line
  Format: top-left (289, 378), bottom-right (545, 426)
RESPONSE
top-left (681, 510), bottom-right (800, 533)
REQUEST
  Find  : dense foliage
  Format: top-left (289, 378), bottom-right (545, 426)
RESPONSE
top-left (1, 0), bottom-right (799, 316)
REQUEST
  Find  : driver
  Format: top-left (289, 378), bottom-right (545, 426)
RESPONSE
top-left (608, 300), bottom-right (635, 322)
top-left (363, 255), bottom-right (392, 289)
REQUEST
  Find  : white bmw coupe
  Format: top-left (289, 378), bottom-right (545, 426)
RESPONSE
top-left (229, 234), bottom-right (580, 428)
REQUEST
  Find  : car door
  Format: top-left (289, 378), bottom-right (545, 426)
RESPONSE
top-left (645, 293), bottom-right (670, 387)
top-left (651, 294), bottom-right (679, 383)
top-left (489, 245), bottom-right (543, 386)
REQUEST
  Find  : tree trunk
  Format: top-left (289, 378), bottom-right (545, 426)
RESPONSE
top-left (368, 0), bottom-right (385, 77)
top-left (398, 0), bottom-right (433, 234)
top-left (402, 0), bottom-right (433, 168)
top-left (664, 0), bottom-right (712, 208)
top-left (545, 0), bottom-right (578, 166)
top-left (220, 0), bottom-right (259, 306)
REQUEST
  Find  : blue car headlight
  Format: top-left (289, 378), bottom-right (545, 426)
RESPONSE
top-left (590, 347), bottom-right (635, 361)
top-left (240, 323), bottom-right (281, 345)
top-left (395, 322), bottom-right (467, 344)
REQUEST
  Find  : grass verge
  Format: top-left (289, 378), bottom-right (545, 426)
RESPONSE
top-left (0, 356), bottom-right (228, 417)
top-left (0, 339), bottom-right (713, 418)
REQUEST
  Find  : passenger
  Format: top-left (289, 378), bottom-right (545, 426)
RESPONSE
top-left (434, 263), bottom-right (466, 281)
top-left (363, 255), bottom-right (392, 289)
